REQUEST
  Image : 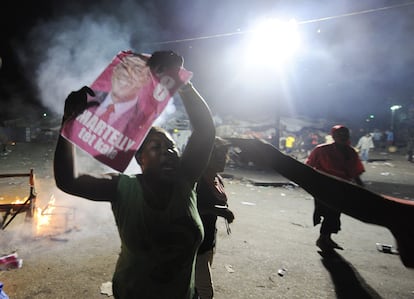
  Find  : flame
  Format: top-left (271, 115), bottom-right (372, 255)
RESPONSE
top-left (11, 197), bottom-right (28, 204)
top-left (35, 195), bottom-right (56, 235)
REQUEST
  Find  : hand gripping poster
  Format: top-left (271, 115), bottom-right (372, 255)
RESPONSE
top-left (61, 50), bottom-right (193, 172)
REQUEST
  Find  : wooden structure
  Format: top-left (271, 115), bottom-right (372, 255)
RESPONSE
top-left (0, 169), bottom-right (37, 230)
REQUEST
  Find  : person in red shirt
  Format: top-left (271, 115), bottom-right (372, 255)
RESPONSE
top-left (306, 125), bottom-right (365, 251)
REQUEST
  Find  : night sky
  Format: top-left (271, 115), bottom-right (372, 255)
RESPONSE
top-left (1, 0), bottom-right (414, 129)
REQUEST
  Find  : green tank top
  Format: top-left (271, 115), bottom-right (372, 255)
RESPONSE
top-left (111, 174), bottom-right (203, 299)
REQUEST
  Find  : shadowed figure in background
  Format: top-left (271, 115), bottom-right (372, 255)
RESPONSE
top-left (229, 137), bottom-right (414, 269)
top-left (0, 122), bottom-right (10, 156)
top-left (195, 137), bottom-right (235, 299)
top-left (306, 125), bottom-right (365, 251)
top-left (54, 51), bottom-right (216, 299)
top-left (406, 130), bottom-right (414, 163)
top-left (356, 133), bottom-right (375, 162)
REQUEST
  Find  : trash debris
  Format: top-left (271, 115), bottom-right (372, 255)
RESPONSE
top-left (100, 281), bottom-right (113, 296)
top-left (380, 172), bottom-right (390, 176)
top-left (241, 201), bottom-right (256, 206)
top-left (376, 243), bottom-right (398, 254)
top-left (277, 268), bottom-right (287, 277)
top-left (0, 282), bottom-right (9, 299)
top-left (225, 264), bottom-right (235, 273)
top-left (290, 222), bottom-right (305, 227)
top-left (49, 237), bottom-right (69, 242)
top-left (289, 181), bottom-right (299, 187)
top-left (0, 252), bottom-right (23, 271)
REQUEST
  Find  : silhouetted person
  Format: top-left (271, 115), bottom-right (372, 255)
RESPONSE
top-left (356, 133), bottom-right (374, 162)
top-left (195, 137), bottom-right (234, 299)
top-left (406, 130), bottom-right (414, 163)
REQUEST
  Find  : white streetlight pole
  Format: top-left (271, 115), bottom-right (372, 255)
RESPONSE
top-left (390, 105), bottom-right (402, 131)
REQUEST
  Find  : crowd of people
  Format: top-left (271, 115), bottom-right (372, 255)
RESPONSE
top-left (273, 126), bottom-right (414, 166)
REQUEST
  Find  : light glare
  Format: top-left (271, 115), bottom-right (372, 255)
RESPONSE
top-left (246, 18), bottom-right (301, 67)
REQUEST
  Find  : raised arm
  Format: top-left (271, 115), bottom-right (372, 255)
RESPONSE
top-left (54, 87), bottom-right (118, 201)
top-left (146, 51), bottom-right (215, 184)
top-left (178, 83), bottom-right (216, 184)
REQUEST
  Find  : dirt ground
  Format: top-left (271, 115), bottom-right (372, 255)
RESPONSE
top-left (1, 141), bottom-right (414, 298)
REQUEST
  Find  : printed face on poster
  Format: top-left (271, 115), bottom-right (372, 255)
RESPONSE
top-left (61, 50), bottom-right (192, 172)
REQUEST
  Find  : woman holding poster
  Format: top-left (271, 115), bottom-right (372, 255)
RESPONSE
top-left (54, 51), bottom-right (215, 299)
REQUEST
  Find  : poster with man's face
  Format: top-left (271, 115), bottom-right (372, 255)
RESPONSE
top-left (61, 50), bottom-right (193, 172)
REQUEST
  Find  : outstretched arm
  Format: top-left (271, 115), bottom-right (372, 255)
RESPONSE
top-left (230, 137), bottom-right (414, 268)
top-left (229, 138), bottom-right (403, 225)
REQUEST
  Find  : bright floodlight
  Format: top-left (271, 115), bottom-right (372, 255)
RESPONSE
top-left (245, 18), bottom-right (301, 68)
top-left (390, 105), bottom-right (402, 111)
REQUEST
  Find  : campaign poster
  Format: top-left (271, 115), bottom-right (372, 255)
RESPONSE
top-left (61, 50), bottom-right (193, 172)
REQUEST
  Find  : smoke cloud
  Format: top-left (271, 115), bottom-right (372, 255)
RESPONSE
top-left (16, 1), bottom-right (166, 116)
top-left (8, 0), bottom-right (414, 128)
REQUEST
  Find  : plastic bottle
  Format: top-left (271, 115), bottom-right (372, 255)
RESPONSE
top-left (0, 282), bottom-right (10, 299)
top-left (277, 268), bottom-right (287, 277)
top-left (376, 243), bottom-right (397, 254)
